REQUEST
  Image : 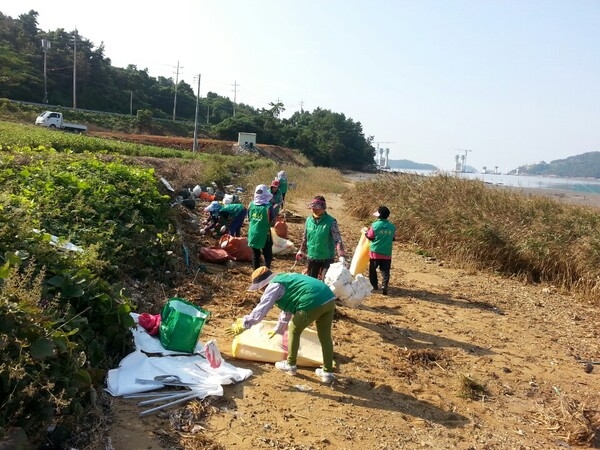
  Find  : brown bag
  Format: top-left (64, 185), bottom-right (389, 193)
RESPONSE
top-left (218, 235), bottom-right (253, 262)
top-left (199, 247), bottom-right (231, 263)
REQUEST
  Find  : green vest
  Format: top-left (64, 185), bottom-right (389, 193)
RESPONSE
top-left (221, 203), bottom-right (245, 216)
top-left (270, 188), bottom-right (283, 216)
top-left (272, 273), bottom-right (335, 313)
top-left (278, 178), bottom-right (288, 194)
top-left (370, 219), bottom-right (396, 256)
top-left (247, 202), bottom-right (270, 248)
top-left (305, 213), bottom-right (335, 260)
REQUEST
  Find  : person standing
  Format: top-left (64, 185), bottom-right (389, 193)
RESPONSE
top-left (269, 179), bottom-right (284, 218)
top-left (247, 184), bottom-right (275, 269)
top-left (276, 171), bottom-right (288, 209)
top-left (296, 196), bottom-right (346, 279)
top-left (365, 205), bottom-right (396, 295)
top-left (228, 266), bottom-right (336, 383)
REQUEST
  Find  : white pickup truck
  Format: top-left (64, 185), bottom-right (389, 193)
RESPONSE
top-left (35, 111), bottom-right (88, 133)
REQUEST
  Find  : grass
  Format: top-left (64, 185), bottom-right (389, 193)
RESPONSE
top-left (345, 172), bottom-right (600, 301)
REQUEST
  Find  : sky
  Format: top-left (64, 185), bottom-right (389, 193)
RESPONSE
top-left (2, 0), bottom-right (599, 172)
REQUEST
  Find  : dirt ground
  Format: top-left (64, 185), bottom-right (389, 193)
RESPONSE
top-left (86, 174), bottom-right (600, 450)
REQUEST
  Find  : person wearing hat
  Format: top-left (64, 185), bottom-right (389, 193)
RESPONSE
top-left (296, 195), bottom-right (347, 280)
top-left (247, 184), bottom-right (275, 269)
top-left (269, 179), bottom-right (284, 218)
top-left (218, 202), bottom-right (248, 237)
top-left (228, 266), bottom-right (336, 383)
top-left (200, 200), bottom-right (222, 235)
top-left (276, 171), bottom-right (289, 208)
top-left (365, 205), bottom-right (396, 295)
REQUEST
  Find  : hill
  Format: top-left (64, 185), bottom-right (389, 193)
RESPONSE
top-left (513, 151), bottom-right (600, 178)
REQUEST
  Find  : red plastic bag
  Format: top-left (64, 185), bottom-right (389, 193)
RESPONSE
top-left (199, 247), bottom-right (231, 263)
top-left (138, 313), bottom-right (161, 336)
top-left (219, 234), bottom-right (253, 262)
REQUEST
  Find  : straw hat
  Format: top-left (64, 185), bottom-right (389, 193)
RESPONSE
top-left (248, 266), bottom-right (276, 291)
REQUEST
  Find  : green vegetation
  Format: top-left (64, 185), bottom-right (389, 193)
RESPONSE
top-left (346, 173), bottom-right (600, 299)
top-left (514, 151), bottom-right (600, 178)
top-left (0, 121), bottom-right (352, 445)
top-left (0, 11), bottom-right (376, 170)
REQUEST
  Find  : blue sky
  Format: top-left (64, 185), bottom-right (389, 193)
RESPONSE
top-left (3, 0), bottom-right (599, 172)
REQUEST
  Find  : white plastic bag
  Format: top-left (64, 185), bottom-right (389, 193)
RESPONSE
top-left (271, 228), bottom-right (296, 255)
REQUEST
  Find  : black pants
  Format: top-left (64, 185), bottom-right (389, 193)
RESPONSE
top-left (369, 258), bottom-right (391, 290)
top-left (307, 258), bottom-right (332, 280)
top-left (251, 234), bottom-right (273, 269)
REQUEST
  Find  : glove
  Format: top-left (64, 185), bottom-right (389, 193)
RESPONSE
top-left (220, 225), bottom-right (227, 234)
top-left (225, 318), bottom-right (246, 337)
top-left (338, 256), bottom-right (347, 267)
top-left (295, 252), bottom-right (304, 262)
top-left (267, 329), bottom-right (278, 339)
top-left (361, 227), bottom-right (368, 234)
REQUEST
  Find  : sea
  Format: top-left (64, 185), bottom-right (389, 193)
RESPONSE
top-left (389, 169), bottom-right (600, 196)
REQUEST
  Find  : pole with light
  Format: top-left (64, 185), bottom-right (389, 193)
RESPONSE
top-left (193, 74), bottom-right (201, 153)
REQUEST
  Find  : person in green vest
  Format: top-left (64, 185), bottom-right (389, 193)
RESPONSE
top-left (296, 196), bottom-right (347, 279)
top-left (227, 266), bottom-right (336, 383)
top-left (365, 205), bottom-right (396, 295)
top-left (276, 170), bottom-right (288, 209)
top-left (269, 179), bottom-right (284, 218)
top-left (247, 184), bottom-right (275, 269)
top-left (218, 202), bottom-right (248, 237)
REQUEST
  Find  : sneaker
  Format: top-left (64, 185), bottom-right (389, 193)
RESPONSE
top-left (275, 360), bottom-right (297, 375)
top-left (315, 368), bottom-right (334, 383)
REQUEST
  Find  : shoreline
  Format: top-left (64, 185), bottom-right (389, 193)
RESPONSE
top-left (342, 170), bottom-right (600, 209)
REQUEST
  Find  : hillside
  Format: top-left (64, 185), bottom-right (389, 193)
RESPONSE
top-left (88, 130), bottom-right (310, 167)
top-left (513, 151), bottom-right (600, 178)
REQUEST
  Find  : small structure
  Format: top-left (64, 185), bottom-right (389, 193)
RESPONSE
top-left (238, 132), bottom-right (257, 148)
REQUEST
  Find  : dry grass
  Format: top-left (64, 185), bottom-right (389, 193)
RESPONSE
top-left (345, 172), bottom-right (600, 301)
top-left (457, 373), bottom-right (489, 401)
top-left (532, 393), bottom-right (600, 446)
top-left (241, 165), bottom-right (348, 202)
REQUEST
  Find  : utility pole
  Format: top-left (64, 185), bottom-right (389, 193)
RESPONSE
top-left (193, 74), bottom-right (201, 153)
top-left (72, 29), bottom-right (77, 110)
top-left (232, 80), bottom-right (238, 117)
top-left (129, 90), bottom-right (133, 115)
top-left (41, 38), bottom-right (51, 104)
top-left (172, 61), bottom-right (182, 121)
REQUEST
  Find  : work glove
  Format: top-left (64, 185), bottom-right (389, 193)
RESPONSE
top-left (225, 318), bottom-right (246, 337)
top-left (338, 256), bottom-right (347, 267)
top-left (295, 252), bottom-right (304, 262)
top-left (361, 227), bottom-right (368, 234)
top-left (267, 329), bottom-right (279, 339)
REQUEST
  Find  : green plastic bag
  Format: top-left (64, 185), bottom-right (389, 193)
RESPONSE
top-left (159, 298), bottom-right (210, 353)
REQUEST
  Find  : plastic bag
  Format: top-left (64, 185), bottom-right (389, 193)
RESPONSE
top-left (199, 247), bottom-right (231, 263)
top-left (270, 228), bottom-right (296, 255)
top-left (203, 339), bottom-right (223, 369)
top-left (219, 235), bottom-right (253, 261)
top-left (159, 298), bottom-right (210, 353)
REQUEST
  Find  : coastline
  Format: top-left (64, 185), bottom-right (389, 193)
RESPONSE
top-left (342, 170), bottom-right (600, 209)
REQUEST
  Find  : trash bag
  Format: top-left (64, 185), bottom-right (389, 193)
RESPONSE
top-left (324, 262), bottom-right (372, 308)
top-left (273, 216), bottom-right (288, 239)
top-left (159, 298), bottom-right (210, 353)
top-left (270, 228), bottom-right (296, 255)
top-left (219, 234), bottom-right (253, 261)
top-left (199, 247), bottom-right (231, 263)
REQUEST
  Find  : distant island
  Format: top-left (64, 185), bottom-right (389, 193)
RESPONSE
top-left (384, 159), bottom-right (437, 171)
top-left (511, 151), bottom-right (600, 179)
